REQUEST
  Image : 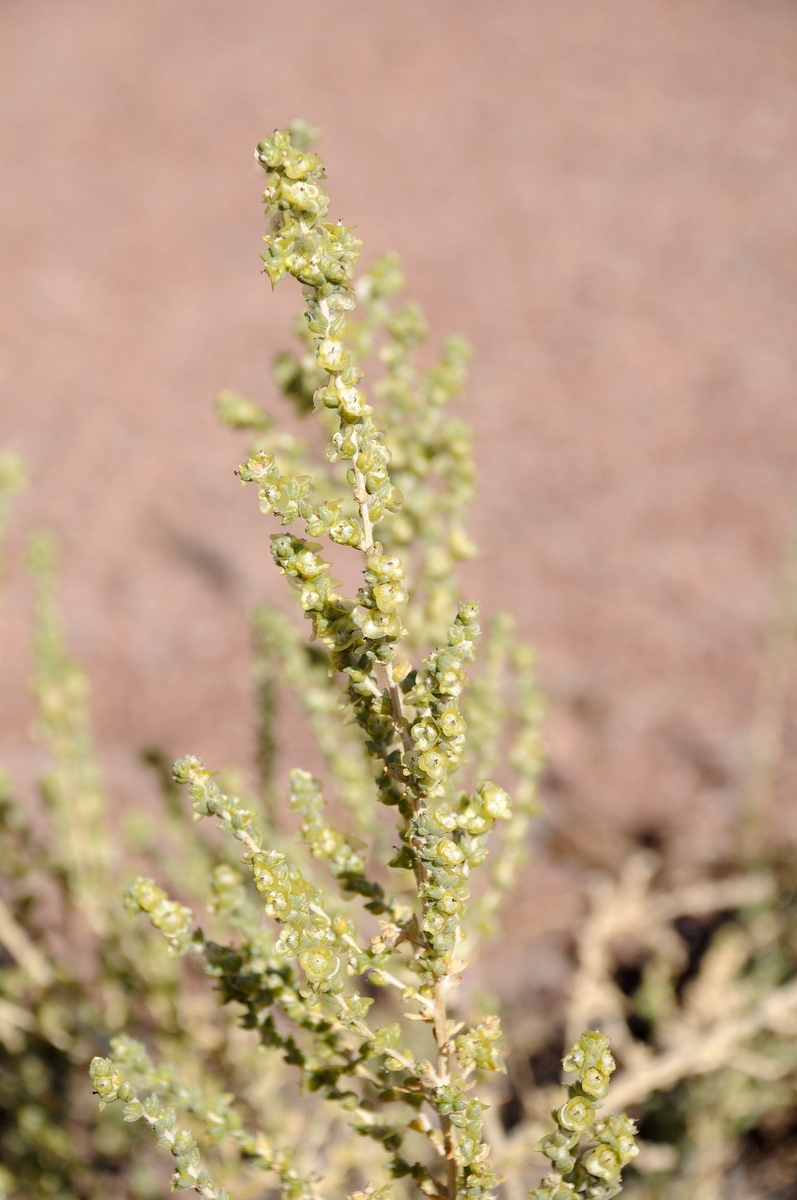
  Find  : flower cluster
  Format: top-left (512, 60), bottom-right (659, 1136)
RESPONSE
top-left (169, 755), bottom-right (354, 994)
top-left (462, 620), bottom-right (545, 940)
top-left (254, 126), bottom-right (402, 549)
top-left (375, 313), bottom-right (476, 642)
top-left (251, 847), bottom-right (344, 992)
top-left (404, 780), bottom-right (510, 977)
top-left (267, 534), bottom-right (410, 671)
top-left (288, 767), bottom-right (398, 918)
top-left (172, 754), bottom-right (261, 843)
top-left (253, 604), bottom-right (377, 837)
top-left (90, 1053), bottom-right (231, 1200)
top-left (536, 1033), bottom-right (638, 1200)
top-left (403, 602), bottom-right (482, 800)
top-left (124, 877), bottom-right (195, 956)
top-left (266, 533), bottom-right (412, 811)
top-left (431, 1085), bottom-right (488, 1170)
top-left (562, 1030), bottom-right (617, 1101)
top-left (454, 1016), bottom-right (505, 1075)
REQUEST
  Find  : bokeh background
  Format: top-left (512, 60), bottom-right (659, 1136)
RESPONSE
top-left (2, 0), bottom-right (797, 974)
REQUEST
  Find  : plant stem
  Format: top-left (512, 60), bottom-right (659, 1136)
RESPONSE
top-left (433, 975), bottom-right (458, 1200)
top-left (353, 456), bottom-right (375, 554)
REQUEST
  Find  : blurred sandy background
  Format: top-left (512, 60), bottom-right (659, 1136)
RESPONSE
top-left (2, 0), bottom-right (797, 923)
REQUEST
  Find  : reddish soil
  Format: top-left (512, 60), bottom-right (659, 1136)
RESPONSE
top-left (2, 0), bottom-right (797, 960)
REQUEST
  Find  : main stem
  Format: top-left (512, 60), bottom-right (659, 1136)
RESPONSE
top-left (433, 975), bottom-right (458, 1200)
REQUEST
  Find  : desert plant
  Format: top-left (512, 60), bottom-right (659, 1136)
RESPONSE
top-left (13, 118), bottom-right (797, 1200)
top-left (0, 124), bottom-right (640, 1200)
top-left (85, 123), bottom-right (638, 1200)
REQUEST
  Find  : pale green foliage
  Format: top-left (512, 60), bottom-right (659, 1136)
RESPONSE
top-left (0, 531), bottom-right (179, 1198)
top-left (3, 117), bottom-right (796, 1200)
top-left (90, 1042), bottom-right (232, 1200)
top-left (536, 1034), bottom-right (638, 1198)
top-left (27, 533), bottom-right (112, 935)
top-left (92, 123), bottom-right (630, 1200)
top-left (124, 878), bottom-right (195, 956)
top-left (0, 123), bottom-right (673, 1200)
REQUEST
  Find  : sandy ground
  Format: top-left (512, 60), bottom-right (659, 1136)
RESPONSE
top-left (2, 0), bottom-right (797, 957)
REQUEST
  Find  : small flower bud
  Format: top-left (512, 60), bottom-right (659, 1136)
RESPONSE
top-left (317, 339), bottom-right (350, 373)
top-left (436, 839), bottom-right (464, 866)
top-left (373, 582), bottom-right (409, 614)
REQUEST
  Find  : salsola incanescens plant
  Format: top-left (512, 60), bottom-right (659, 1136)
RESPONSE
top-left (87, 124), bottom-right (638, 1199)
